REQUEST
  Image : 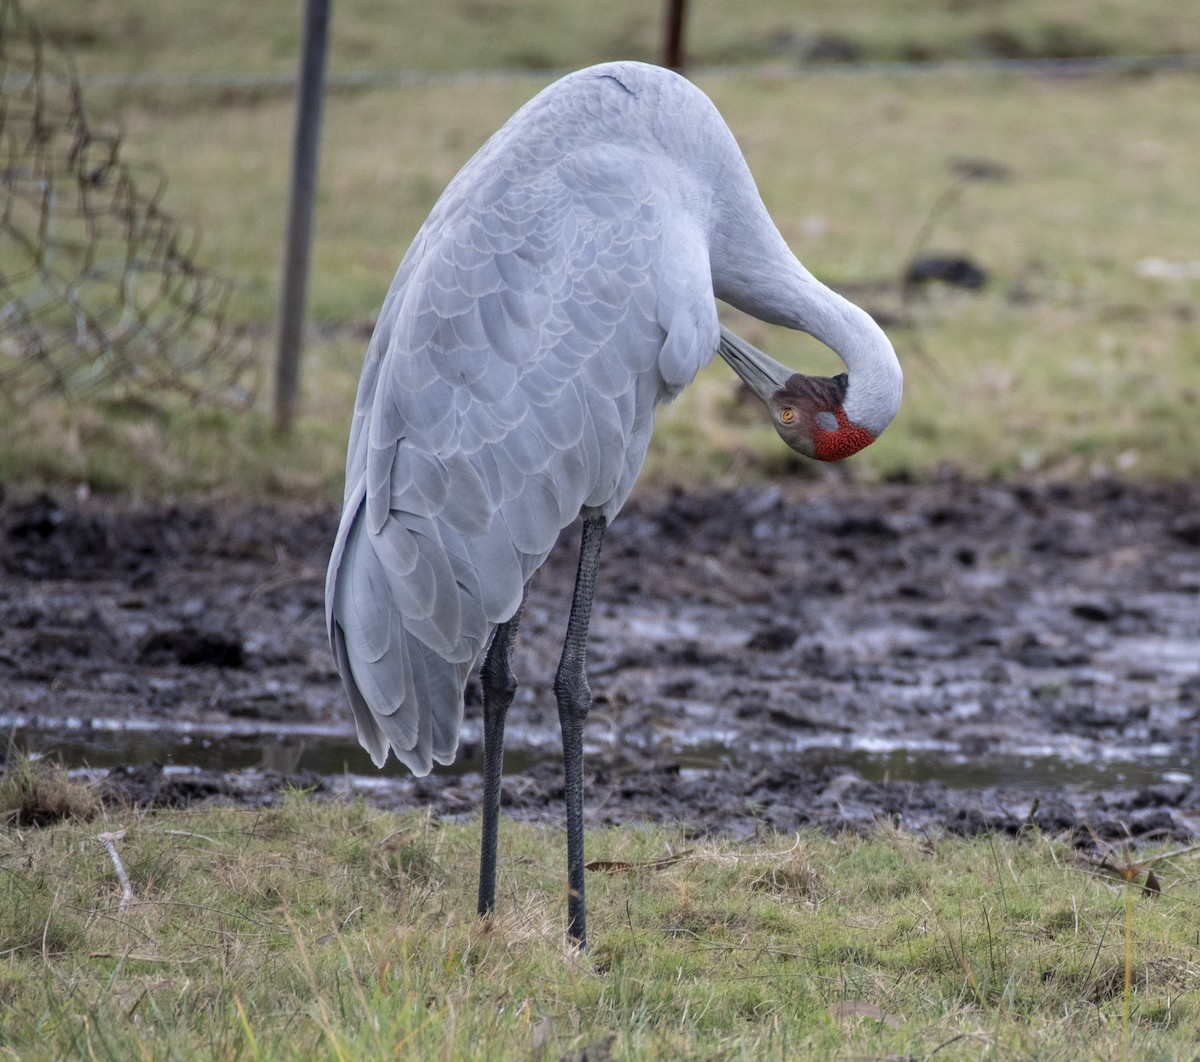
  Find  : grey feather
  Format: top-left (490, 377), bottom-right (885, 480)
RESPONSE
top-left (457, 522), bottom-right (526, 622)
top-left (436, 451), bottom-right (493, 536)
top-left (501, 471), bottom-right (563, 555)
top-left (332, 630), bottom-right (388, 766)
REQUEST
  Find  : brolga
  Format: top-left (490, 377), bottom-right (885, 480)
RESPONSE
top-left (327, 61), bottom-right (902, 947)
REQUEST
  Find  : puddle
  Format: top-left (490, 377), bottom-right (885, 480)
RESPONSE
top-left (2, 716), bottom-right (543, 781)
top-left (6, 715), bottom-right (1192, 793)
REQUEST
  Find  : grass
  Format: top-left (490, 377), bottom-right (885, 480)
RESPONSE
top-left (32, 0), bottom-right (1200, 78)
top-left (1, 785), bottom-right (1198, 1058)
top-left (5, 2), bottom-right (1199, 497)
top-left (12, 65), bottom-right (1194, 496)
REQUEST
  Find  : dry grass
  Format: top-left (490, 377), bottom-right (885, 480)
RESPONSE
top-left (2, 785), bottom-right (1199, 1058)
top-left (0, 755), bottom-right (100, 828)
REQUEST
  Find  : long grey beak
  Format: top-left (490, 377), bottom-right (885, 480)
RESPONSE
top-left (716, 326), bottom-right (795, 404)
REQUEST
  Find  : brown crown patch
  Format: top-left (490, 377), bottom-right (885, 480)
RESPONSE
top-left (781, 372), bottom-right (848, 412)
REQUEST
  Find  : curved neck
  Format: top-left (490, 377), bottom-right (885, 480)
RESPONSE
top-left (707, 178), bottom-right (903, 438)
top-left (780, 268), bottom-right (903, 439)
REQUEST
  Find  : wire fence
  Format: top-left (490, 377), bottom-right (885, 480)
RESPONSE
top-left (40, 50), bottom-right (1200, 94)
top-left (0, 0), bottom-right (256, 416)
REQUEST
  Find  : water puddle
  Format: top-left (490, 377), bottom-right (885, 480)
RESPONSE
top-left (4, 714), bottom-right (1192, 792)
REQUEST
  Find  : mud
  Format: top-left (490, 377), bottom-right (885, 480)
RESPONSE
top-left (3, 477), bottom-right (1199, 846)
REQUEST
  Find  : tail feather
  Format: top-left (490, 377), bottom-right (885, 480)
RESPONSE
top-left (327, 480), bottom-right (506, 775)
top-left (331, 624), bottom-right (389, 768)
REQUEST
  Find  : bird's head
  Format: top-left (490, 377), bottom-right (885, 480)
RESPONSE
top-left (718, 329), bottom-right (878, 462)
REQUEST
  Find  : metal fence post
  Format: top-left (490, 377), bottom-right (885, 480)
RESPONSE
top-left (273, 0), bottom-right (331, 434)
top-left (664, 0), bottom-right (688, 72)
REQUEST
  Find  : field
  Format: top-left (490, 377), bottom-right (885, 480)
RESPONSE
top-left (5, 0), bottom-right (1200, 492)
top-left (3, 793), bottom-right (1199, 1059)
top-left (3, 1), bottom-right (1200, 1057)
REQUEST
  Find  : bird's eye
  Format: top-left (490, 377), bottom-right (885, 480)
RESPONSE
top-left (779, 407), bottom-right (796, 424)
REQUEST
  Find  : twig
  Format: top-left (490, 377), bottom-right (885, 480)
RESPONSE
top-left (894, 174), bottom-right (976, 386)
top-left (929, 1032), bottom-right (996, 1057)
top-left (901, 175), bottom-right (972, 297)
top-left (161, 829), bottom-right (219, 844)
top-left (95, 828), bottom-right (135, 912)
top-left (584, 851), bottom-right (691, 874)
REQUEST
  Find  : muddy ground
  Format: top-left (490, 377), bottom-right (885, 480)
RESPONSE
top-left (3, 477), bottom-right (1199, 846)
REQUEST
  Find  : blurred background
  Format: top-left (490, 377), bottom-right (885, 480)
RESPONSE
top-left (3, 0), bottom-right (1198, 497)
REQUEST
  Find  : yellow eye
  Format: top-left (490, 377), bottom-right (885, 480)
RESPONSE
top-left (779, 407), bottom-right (796, 424)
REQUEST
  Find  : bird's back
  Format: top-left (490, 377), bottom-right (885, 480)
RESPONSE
top-left (327, 63), bottom-right (749, 772)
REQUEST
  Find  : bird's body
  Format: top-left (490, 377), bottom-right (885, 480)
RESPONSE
top-left (327, 61), bottom-right (902, 944)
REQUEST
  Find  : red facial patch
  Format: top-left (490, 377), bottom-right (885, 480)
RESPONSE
top-left (813, 407), bottom-right (876, 462)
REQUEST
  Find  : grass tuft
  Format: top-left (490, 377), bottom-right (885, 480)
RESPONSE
top-left (0, 754), bottom-right (101, 828)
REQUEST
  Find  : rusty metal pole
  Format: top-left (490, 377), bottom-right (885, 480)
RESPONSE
top-left (664, 0), bottom-right (688, 72)
top-left (273, 0), bottom-right (331, 434)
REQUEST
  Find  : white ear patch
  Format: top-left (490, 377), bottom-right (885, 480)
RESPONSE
top-left (815, 411), bottom-right (839, 432)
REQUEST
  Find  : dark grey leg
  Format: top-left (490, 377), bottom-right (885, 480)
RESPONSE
top-left (555, 514), bottom-right (606, 947)
top-left (477, 596), bottom-right (525, 919)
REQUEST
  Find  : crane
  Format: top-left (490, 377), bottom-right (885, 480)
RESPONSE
top-left (326, 61), bottom-right (902, 947)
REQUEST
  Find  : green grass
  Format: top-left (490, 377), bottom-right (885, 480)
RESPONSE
top-left (5, 2), bottom-right (1200, 498)
top-left (2, 790), bottom-right (1199, 1058)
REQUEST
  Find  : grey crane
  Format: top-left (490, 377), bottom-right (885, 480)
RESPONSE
top-left (326, 61), bottom-right (902, 947)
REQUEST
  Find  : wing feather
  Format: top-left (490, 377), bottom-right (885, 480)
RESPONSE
top-left (328, 66), bottom-right (729, 773)
top-left (500, 470), bottom-right (563, 555)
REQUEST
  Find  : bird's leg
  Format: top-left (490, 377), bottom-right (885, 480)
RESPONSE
top-left (477, 595), bottom-right (525, 920)
top-left (555, 513), bottom-right (606, 948)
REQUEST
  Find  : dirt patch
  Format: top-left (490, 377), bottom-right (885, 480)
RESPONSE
top-left (3, 477), bottom-right (1199, 845)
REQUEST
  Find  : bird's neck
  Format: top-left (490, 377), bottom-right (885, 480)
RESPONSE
top-left (780, 268), bottom-right (902, 439)
top-left (712, 213), bottom-right (902, 439)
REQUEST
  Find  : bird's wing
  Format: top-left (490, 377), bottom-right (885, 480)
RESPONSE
top-left (328, 128), bottom-right (719, 774)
